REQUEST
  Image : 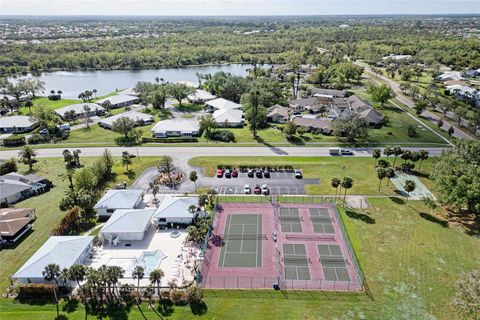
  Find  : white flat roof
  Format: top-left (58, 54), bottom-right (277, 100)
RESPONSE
top-left (55, 103), bottom-right (104, 117)
top-left (99, 111), bottom-right (153, 127)
top-left (0, 116), bottom-right (36, 129)
top-left (212, 108), bottom-right (243, 123)
top-left (94, 189), bottom-right (144, 210)
top-left (205, 98), bottom-right (242, 110)
top-left (101, 208), bottom-right (156, 234)
top-left (151, 119), bottom-right (200, 133)
top-left (154, 196), bottom-right (198, 219)
top-left (96, 94), bottom-right (138, 105)
top-left (187, 89), bottom-right (216, 101)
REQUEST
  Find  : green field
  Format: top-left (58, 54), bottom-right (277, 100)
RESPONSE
top-left (0, 198), bottom-right (478, 319)
top-left (189, 156), bottom-right (435, 196)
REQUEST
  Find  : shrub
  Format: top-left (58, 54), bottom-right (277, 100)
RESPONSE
top-left (3, 135), bottom-right (25, 146)
top-left (0, 158), bottom-right (17, 175)
top-left (27, 134), bottom-right (50, 145)
top-left (18, 283), bottom-right (58, 299)
top-left (170, 289), bottom-right (188, 305)
top-left (51, 207), bottom-right (80, 235)
top-left (209, 129), bottom-right (235, 142)
top-left (142, 137), bottom-right (198, 143)
top-left (48, 94), bottom-right (61, 101)
top-left (407, 125), bottom-right (417, 137)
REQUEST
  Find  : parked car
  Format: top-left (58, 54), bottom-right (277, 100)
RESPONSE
top-left (232, 169), bottom-right (238, 178)
top-left (340, 148), bottom-right (354, 155)
top-left (244, 184), bottom-right (251, 194)
top-left (225, 169), bottom-right (231, 178)
top-left (261, 184), bottom-right (269, 195)
top-left (255, 169), bottom-right (263, 178)
top-left (294, 169), bottom-right (303, 179)
top-left (254, 185), bottom-right (261, 194)
top-left (329, 147), bottom-right (341, 156)
top-left (216, 168), bottom-right (224, 178)
top-left (39, 128), bottom-right (49, 135)
top-left (247, 169), bottom-right (254, 178)
top-left (57, 123), bottom-right (71, 131)
top-left (264, 169), bottom-right (270, 178)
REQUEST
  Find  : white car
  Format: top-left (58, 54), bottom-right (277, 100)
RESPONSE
top-left (244, 184), bottom-right (251, 194)
top-left (340, 148), bottom-right (354, 155)
top-left (261, 184), bottom-right (269, 195)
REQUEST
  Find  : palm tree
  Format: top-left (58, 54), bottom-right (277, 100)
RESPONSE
top-left (372, 149), bottom-right (381, 168)
top-left (43, 264), bottom-right (61, 318)
top-left (59, 268), bottom-right (70, 288)
top-left (376, 167), bottom-right (387, 191)
top-left (68, 264), bottom-right (87, 316)
top-left (189, 171), bottom-right (198, 192)
top-left (149, 269), bottom-right (165, 299)
top-left (18, 145), bottom-right (37, 171)
top-left (122, 151), bottom-right (132, 171)
top-left (385, 167), bottom-right (395, 187)
top-left (404, 180), bottom-right (416, 204)
top-left (392, 146), bottom-right (403, 167)
top-left (330, 178), bottom-right (341, 201)
top-left (92, 89), bottom-right (97, 98)
top-left (199, 115), bottom-right (216, 141)
top-left (417, 150), bottom-right (429, 171)
top-left (132, 265), bottom-right (145, 302)
top-left (106, 265), bottom-right (124, 302)
top-left (341, 177), bottom-right (353, 205)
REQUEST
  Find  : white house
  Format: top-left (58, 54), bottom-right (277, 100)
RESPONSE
top-left (212, 108), bottom-right (244, 127)
top-left (94, 189), bottom-right (144, 218)
top-left (187, 89), bottom-right (217, 103)
top-left (13, 236), bottom-right (94, 285)
top-left (150, 119), bottom-right (200, 138)
top-left (205, 98), bottom-right (242, 110)
top-left (100, 208), bottom-right (156, 242)
top-left (0, 172), bottom-right (49, 205)
top-left (436, 71), bottom-right (463, 82)
top-left (55, 103), bottom-right (106, 119)
top-left (0, 116), bottom-right (37, 133)
top-left (96, 94), bottom-right (140, 108)
top-left (153, 196), bottom-right (201, 226)
top-left (99, 111), bottom-right (154, 129)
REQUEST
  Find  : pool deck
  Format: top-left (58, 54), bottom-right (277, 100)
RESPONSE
top-left (86, 227), bottom-right (201, 286)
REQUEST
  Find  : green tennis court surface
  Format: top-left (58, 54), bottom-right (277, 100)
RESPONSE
top-left (283, 243), bottom-right (311, 280)
top-left (218, 214), bottom-right (263, 268)
top-left (318, 244), bottom-right (350, 281)
top-left (280, 207), bottom-right (302, 233)
top-left (309, 208), bottom-right (335, 234)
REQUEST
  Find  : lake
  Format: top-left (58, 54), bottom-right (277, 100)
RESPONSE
top-left (9, 64), bottom-right (255, 99)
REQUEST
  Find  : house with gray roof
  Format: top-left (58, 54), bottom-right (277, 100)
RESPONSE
top-left (13, 236), bottom-right (94, 285)
top-left (187, 89), bottom-right (217, 103)
top-left (0, 116), bottom-right (37, 133)
top-left (94, 189), bottom-right (144, 218)
top-left (294, 117), bottom-right (333, 135)
top-left (100, 208), bottom-right (156, 242)
top-left (151, 119), bottom-right (201, 138)
top-left (99, 111), bottom-right (154, 129)
top-left (0, 172), bottom-right (50, 205)
top-left (267, 105), bottom-right (289, 123)
top-left (205, 98), bottom-right (242, 110)
top-left (96, 94), bottom-right (140, 109)
top-left (153, 196), bottom-right (202, 226)
top-left (212, 108), bottom-right (244, 127)
top-left (55, 103), bottom-right (105, 119)
top-left (311, 88), bottom-right (348, 98)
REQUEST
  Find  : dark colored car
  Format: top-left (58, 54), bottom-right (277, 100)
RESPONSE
top-left (216, 168), bottom-right (224, 178)
top-left (247, 169), bottom-right (254, 177)
top-left (255, 169), bottom-right (263, 178)
top-left (254, 185), bottom-right (262, 194)
top-left (263, 170), bottom-right (270, 178)
top-left (225, 169), bottom-right (231, 178)
top-left (232, 170), bottom-right (238, 178)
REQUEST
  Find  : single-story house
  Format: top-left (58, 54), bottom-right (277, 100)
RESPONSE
top-left (153, 196), bottom-right (202, 226)
top-left (0, 208), bottom-right (35, 244)
top-left (436, 71), bottom-right (463, 82)
top-left (99, 111), bottom-right (154, 129)
top-left (382, 54), bottom-right (412, 61)
top-left (358, 108), bottom-right (383, 126)
top-left (294, 117), bottom-right (333, 135)
top-left (0, 172), bottom-right (50, 205)
top-left (55, 103), bottom-right (106, 119)
top-left (289, 97), bottom-right (318, 113)
top-left (212, 108), bottom-right (244, 127)
top-left (346, 95), bottom-right (371, 111)
top-left (267, 105), bottom-right (289, 123)
top-left (187, 89), bottom-right (217, 104)
top-left (0, 116), bottom-right (38, 133)
top-left (446, 84), bottom-right (480, 105)
top-left (13, 236), bottom-right (94, 285)
top-left (94, 189), bottom-right (144, 218)
top-left (100, 208), bottom-right (156, 242)
top-left (310, 88), bottom-right (348, 98)
top-left (96, 94), bottom-right (140, 109)
top-left (463, 68), bottom-right (480, 78)
top-left (205, 98), bottom-right (242, 110)
top-left (151, 119), bottom-right (200, 138)
top-left (1, 94), bottom-right (32, 103)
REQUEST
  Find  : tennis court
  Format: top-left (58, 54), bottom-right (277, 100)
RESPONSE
top-left (318, 244), bottom-right (351, 281)
top-left (280, 207), bottom-right (302, 232)
top-left (283, 243), bottom-right (310, 280)
top-left (218, 214), bottom-right (263, 268)
top-left (309, 207), bottom-right (335, 234)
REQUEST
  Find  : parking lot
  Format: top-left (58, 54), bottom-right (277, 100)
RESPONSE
top-left (210, 170), bottom-right (319, 195)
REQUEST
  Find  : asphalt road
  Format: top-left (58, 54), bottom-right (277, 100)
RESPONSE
top-left (0, 146), bottom-right (448, 160)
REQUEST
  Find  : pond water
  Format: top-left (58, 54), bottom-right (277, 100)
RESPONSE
top-left (9, 64), bottom-right (255, 99)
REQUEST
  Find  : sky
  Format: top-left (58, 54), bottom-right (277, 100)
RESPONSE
top-left (0, 0), bottom-right (479, 16)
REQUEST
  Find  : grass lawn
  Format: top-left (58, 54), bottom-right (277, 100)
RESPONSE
top-left (18, 97), bottom-right (80, 115)
top-left (1, 198), bottom-right (478, 319)
top-left (189, 156), bottom-right (435, 196)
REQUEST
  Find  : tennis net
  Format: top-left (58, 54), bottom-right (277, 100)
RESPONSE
top-left (219, 233), bottom-right (267, 240)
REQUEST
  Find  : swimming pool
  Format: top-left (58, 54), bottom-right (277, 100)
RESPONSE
top-left (106, 250), bottom-right (166, 277)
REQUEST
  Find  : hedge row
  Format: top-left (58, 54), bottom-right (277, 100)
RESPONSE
top-left (18, 283), bottom-right (58, 299)
top-left (142, 137), bottom-right (198, 143)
